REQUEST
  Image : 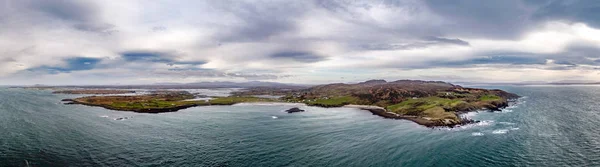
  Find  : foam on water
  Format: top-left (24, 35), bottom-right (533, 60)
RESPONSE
top-left (471, 132), bottom-right (484, 136)
top-left (271, 116), bottom-right (278, 119)
top-left (442, 120), bottom-right (495, 131)
top-left (498, 122), bottom-right (515, 125)
top-left (492, 129), bottom-right (509, 134)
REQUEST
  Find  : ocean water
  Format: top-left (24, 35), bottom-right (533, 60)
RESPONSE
top-left (1, 86), bottom-right (600, 166)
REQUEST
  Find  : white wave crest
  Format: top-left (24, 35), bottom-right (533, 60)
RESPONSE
top-left (271, 116), bottom-right (278, 119)
top-left (445, 120), bottom-right (495, 130)
top-left (471, 132), bottom-right (484, 136)
top-left (510, 127), bottom-right (520, 130)
top-left (459, 111), bottom-right (480, 119)
top-left (498, 122), bottom-right (515, 125)
top-left (492, 129), bottom-right (509, 134)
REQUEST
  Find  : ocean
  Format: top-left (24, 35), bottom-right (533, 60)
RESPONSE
top-left (1, 86), bottom-right (599, 166)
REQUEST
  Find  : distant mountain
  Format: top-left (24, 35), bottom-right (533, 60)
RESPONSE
top-left (179, 81), bottom-right (307, 88)
top-left (22, 81), bottom-right (309, 89)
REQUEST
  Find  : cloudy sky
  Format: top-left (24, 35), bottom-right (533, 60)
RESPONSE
top-left (2, 0), bottom-right (600, 85)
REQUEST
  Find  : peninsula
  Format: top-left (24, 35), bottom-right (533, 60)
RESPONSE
top-left (59, 80), bottom-right (519, 127)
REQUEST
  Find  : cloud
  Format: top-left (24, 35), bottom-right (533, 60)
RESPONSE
top-left (358, 37), bottom-right (470, 50)
top-left (425, 37), bottom-right (470, 46)
top-left (3, 0), bottom-right (600, 85)
top-left (269, 51), bottom-right (325, 63)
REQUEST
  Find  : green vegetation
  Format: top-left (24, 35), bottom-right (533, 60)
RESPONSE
top-left (109, 100), bottom-right (205, 110)
top-left (422, 107), bottom-right (459, 121)
top-left (384, 97), bottom-right (476, 123)
top-left (479, 94), bottom-right (501, 101)
top-left (67, 92), bottom-right (274, 112)
top-left (305, 96), bottom-right (359, 107)
top-left (208, 96), bottom-right (276, 105)
top-left (386, 97), bottom-right (464, 116)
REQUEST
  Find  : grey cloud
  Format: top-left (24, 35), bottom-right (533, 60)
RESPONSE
top-left (425, 37), bottom-right (470, 46)
top-left (73, 23), bottom-right (116, 34)
top-left (269, 51), bottom-right (326, 63)
top-left (212, 1), bottom-right (307, 42)
top-left (529, 0), bottom-right (600, 28)
top-left (424, 0), bottom-right (534, 39)
top-left (423, 0), bottom-right (600, 40)
top-left (393, 45), bottom-right (600, 70)
top-left (32, 0), bottom-right (98, 22)
top-left (1, 57), bottom-right (16, 62)
top-left (358, 37), bottom-right (469, 50)
top-left (157, 68), bottom-right (283, 80)
top-left (24, 0), bottom-right (113, 34)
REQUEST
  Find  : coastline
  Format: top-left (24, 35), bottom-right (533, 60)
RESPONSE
top-left (344, 104), bottom-right (481, 127)
top-left (64, 99), bottom-right (512, 127)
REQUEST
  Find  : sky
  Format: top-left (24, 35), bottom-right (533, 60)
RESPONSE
top-left (2, 0), bottom-right (600, 85)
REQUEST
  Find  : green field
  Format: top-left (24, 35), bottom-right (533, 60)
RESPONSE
top-left (479, 94), bottom-right (501, 101)
top-left (385, 97), bottom-right (464, 121)
top-left (305, 96), bottom-right (359, 107)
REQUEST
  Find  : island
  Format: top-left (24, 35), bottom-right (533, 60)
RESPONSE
top-left (60, 80), bottom-right (519, 127)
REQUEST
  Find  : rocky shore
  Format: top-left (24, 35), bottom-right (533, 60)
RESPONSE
top-left (344, 105), bottom-right (486, 128)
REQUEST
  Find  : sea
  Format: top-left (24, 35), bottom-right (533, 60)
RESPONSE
top-left (1, 86), bottom-right (599, 166)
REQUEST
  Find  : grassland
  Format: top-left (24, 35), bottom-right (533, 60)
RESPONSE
top-left (304, 96), bottom-right (359, 107)
top-left (64, 92), bottom-right (276, 113)
top-left (479, 94), bottom-right (502, 101)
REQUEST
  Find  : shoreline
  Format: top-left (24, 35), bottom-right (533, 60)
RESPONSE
top-left (343, 105), bottom-right (481, 127)
top-left (64, 99), bottom-right (511, 128)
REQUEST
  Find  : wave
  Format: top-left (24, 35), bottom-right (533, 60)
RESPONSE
top-left (460, 111), bottom-right (480, 119)
top-left (498, 122), bottom-right (515, 125)
top-left (471, 132), bottom-right (484, 136)
top-left (492, 129), bottom-right (509, 134)
top-left (510, 127), bottom-right (520, 130)
top-left (441, 120), bottom-right (495, 131)
top-left (271, 116), bottom-right (278, 119)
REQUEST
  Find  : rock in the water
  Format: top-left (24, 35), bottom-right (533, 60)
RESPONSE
top-left (286, 107), bottom-right (305, 113)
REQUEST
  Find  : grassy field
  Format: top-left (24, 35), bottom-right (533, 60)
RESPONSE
top-left (385, 97), bottom-right (465, 121)
top-left (387, 97), bottom-right (464, 113)
top-left (208, 96), bottom-right (276, 105)
top-left (305, 96), bottom-right (359, 107)
top-left (70, 93), bottom-right (275, 112)
top-left (479, 94), bottom-right (501, 101)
